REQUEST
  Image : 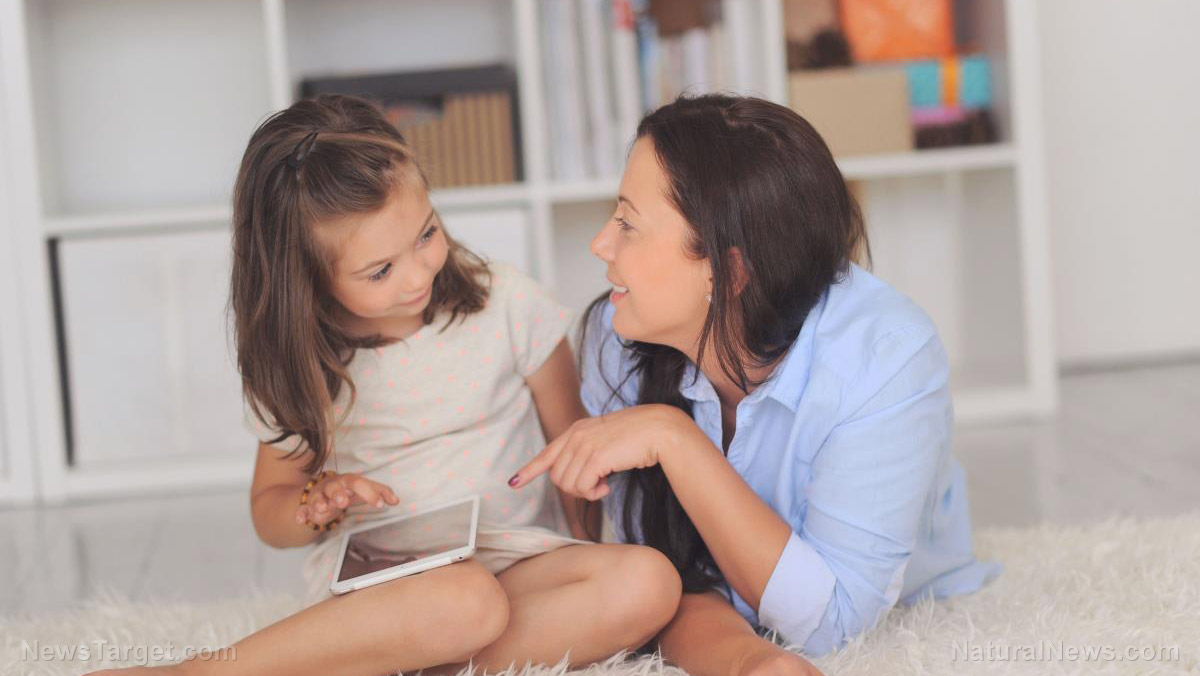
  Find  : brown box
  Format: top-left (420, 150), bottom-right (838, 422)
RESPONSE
top-left (788, 67), bottom-right (913, 158)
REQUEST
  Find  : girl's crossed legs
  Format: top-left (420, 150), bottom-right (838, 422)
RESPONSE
top-left (87, 543), bottom-right (680, 676)
top-left (423, 542), bottom-right (679, 675)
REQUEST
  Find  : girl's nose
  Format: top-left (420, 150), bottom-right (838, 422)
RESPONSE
top-left (403, 267), bottom-right (429, 294)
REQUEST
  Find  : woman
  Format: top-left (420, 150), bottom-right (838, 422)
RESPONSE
top-left (509, 94), bottom-right (1001, 676)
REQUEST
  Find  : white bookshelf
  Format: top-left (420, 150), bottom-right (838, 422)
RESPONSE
top-left (0, 0), bottom-right (1055, 504)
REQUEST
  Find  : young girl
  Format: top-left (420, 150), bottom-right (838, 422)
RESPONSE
top-left (90, 94), bottom-right (681, 676)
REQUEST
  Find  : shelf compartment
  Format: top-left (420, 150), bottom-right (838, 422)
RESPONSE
top-left (55, 229), bottom-right (248, 470)
top-left (25, 0), bottom-right (273, 218)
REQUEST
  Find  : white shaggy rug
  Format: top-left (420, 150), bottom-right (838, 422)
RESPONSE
top-left (4, 513), bottom-right (1200, 676)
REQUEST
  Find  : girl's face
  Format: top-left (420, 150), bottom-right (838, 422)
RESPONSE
top-left (590, 137), bottom-right (711, 354)
top-left (322, 181), bottom-right (448, 338)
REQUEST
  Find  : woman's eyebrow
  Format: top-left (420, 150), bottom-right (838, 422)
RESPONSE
top-left (618, 196), bottom-right (641, 215)
top-left (351, 209), bottom-right (436, 275)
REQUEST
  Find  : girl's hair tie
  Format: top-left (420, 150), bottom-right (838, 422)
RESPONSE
top-left (286, 130), bottom-right (320, 171)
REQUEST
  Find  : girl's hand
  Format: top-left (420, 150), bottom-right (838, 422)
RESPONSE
top-left (509, 404), bottom-right (693, 500)
top-left (295, 471), bottom-right (401, 526)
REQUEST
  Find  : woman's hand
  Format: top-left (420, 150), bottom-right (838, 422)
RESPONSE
top-left (509, 404), bottom-right (696, 500)
top-left (295, 471), bottom-right (400, 526)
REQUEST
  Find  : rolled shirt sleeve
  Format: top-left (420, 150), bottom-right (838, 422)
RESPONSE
top-left (757, 324), bottom-right (953, 655)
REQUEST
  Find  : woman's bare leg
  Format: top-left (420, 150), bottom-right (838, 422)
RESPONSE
top-left (423, 544), bottom-right (682, 675)
top-left (86, 559), bottom-right (508, 676)
top-left (655, 591), bottom-right (823, 676)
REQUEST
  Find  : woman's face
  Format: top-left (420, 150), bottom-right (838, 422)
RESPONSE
top-left (590, 137), bottom-right (711, 353)
top-left (321, 181), bottom-right (448, 338)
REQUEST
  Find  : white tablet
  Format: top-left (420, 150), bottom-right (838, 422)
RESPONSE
top-left (329, 494), bottom-right (480, 595)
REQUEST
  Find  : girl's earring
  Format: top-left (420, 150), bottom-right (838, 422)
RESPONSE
top-left (705, 292), bottom-right (712, 303)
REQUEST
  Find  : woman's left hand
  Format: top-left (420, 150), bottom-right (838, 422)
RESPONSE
top-left (508, 404), bottom-right (693, 500)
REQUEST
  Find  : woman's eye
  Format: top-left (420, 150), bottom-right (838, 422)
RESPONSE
top-left (615, 216), bottom-right (633, 231)
top-left (420, 224), bottom-right (439, 244)
top-left (368, 263), bottom-right (392, 282)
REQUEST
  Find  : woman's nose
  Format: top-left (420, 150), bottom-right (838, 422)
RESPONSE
top-left (590, 222), bottom-right (614, 262)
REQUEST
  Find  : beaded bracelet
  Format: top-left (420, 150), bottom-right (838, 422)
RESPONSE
top-left (300, 470), bottom-right (342, 531)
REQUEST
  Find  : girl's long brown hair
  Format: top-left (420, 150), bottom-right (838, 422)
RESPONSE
top-left (230, 94), bottom-right (489, 475)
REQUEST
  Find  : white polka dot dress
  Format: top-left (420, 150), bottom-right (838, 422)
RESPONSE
top-left (245, 262), bottom-right (592, 608)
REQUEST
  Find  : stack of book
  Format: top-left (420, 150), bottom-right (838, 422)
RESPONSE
top-left (540, 0), bottom-right (733, 182)
top-left (385, 92), bottom-right (517, 188)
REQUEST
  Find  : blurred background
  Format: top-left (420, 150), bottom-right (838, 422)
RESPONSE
top-left (0, 0), bottom-right (1197, 614)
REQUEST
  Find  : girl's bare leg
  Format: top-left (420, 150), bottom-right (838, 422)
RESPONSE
top-left (86, 559), bottom-right (508, 676)
top-left (655, 591), bottom-right (824, 676)
top-left (423, 544), bottom-right (682, 675)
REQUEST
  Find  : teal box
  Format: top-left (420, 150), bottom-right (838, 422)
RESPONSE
top-left (906, 61), bottom-right (941, 108)
top-left (904, 56), bottom-right (992, 109)
top-left (959, 56), bottom-right (991, 108)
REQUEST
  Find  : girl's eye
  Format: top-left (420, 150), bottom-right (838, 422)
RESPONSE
top-left (615, 216), bottom-right (633, 231)
top-left (368, 263), bottom-right (392, 283)
top-left (419, 224), bottom-right (439, 244)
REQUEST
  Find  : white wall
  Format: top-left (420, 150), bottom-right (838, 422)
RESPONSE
top-left (1039, 0), bottom-right (1200, 366)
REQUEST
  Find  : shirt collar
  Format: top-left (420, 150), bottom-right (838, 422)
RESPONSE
top-left (679, 361), bottom-right (719, 403)
top-left (678, 278), bottom-right (834, 413)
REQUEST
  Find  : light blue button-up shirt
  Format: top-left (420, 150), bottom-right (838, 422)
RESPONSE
top-left (580, 263), bottom-right (1002, 656)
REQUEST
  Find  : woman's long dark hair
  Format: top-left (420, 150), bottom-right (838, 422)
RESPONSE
top-left (582, 94), bottom-right (871, 593)
top-left (230, 94), bottom-right (489, 475)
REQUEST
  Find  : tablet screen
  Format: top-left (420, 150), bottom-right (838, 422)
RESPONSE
top-left (337, 499), bottom-right (475, 583)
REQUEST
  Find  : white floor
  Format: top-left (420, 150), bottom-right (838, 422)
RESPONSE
top-left (2, 360), bottom-right (1198, 619)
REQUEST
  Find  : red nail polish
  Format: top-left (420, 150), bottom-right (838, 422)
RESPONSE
top-left (508, 474), bottom-right (520, 487)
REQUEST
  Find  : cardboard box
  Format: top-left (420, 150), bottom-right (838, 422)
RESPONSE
top-left (788, 67), bottom-right (913, 157)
